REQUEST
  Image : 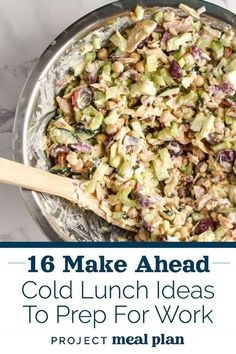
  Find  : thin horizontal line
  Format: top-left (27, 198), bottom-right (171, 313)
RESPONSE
top-left (212, 262), bottom-right (231, 265)
top-left (0, 242), bottom-right (236, 248)
top-left (8, 262), bottom-right (26, 265)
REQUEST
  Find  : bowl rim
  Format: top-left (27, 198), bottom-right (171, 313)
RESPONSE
top-left (13, 0), bottom-right (236, 242)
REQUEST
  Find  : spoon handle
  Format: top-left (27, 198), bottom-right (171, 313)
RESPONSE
top-left (0, 157), bottom-right (136, 232)
top-left (0, 157), bottom-right (76, 201)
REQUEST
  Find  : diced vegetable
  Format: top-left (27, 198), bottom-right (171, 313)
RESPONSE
top-left (167, 33), bottom-right (192, 51)
top-left (196, 113), bottom-right (215, 140)
top-left (158, 86), bottom-right (180, 97)
top-left (178, 90), bottom-right (198, 106)
top-left (110, 30), bottom-right (127, 52)
top-left (135, 5), bottom-right (145, 21)
top-left (117, 187), bottom-right (137, 207)
top-left (83, 105), bottom-right (104, 130)
top-left (130, 80), bottom-right (157, 96)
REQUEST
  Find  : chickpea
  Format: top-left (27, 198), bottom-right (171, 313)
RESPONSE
top-left (106, 124), bottom-right (118, 135)
top-left (193, 74), bottom-right (204, 87)
top-left (106, 100), bottom-right (117, 110)
top-left (97, 48), bottom-right (108, 60)
top-left (184, 53), bottom-right (195, 66)
top-left (114, 203), bottom-right (122, 212)
top-left (135, 60), bottom-right (145, 73)
top-left (112, 61), bottom-right (124, 74)
top-left (128, 207), bottom-right (138, 219)
top-left (96, 132), bottom-right (107, 144)
top-left (130, 52), bottom-right (141, 63)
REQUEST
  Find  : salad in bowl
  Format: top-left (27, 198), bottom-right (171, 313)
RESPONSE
top-left (45, 3), bottom-right (236, 242)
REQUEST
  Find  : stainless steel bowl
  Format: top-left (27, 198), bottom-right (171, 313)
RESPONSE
top-left (13, 0), bottom-right (236, 242)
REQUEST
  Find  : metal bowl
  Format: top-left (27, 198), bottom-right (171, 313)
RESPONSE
top-left (13, 0), bottom-right (236, 242)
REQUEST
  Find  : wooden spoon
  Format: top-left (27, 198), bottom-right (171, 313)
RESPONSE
top-left (0, 157), bottom-right (136, 232)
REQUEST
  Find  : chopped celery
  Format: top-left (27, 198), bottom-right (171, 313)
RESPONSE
top-left (106, 86), bottom-right (127, 100)
top-left (159, 148), bottom-right (173, 169)
top-left (192, 213), bottom-right (203, 222)
top-left (178, 90), bottom-right (198, 106)
top-left (146, 54), bottom-right (158, 72)
top-left (135, 5), bottom-right (144, 21)
top-left (117, 187), bottom-right (137, 207)
top-left (53, 117), bottom-right (75, 132)
top-left (110, 30), bottom-right (127, 52)
top-left (85, 51), bottom-right (96, 63)
top-left (171, 122), bottom-right (179, 139)
top-left (225, 57), bottom-right (236, 73)
top-left (131, 121), bottom-right (145, 138)
top-left (180, 162), bottom-right (192, 175)
top-left (212, 141), bottom-right (232, 152)
top-left (75, 127), bottom-right (96, 140)
top-left (92, 163), bottom-right (110, 183)
top-left (130, 80), bottom-right (157, 96)
top-left (196, 113), bottom-right (215, 140)
top-left (93, 37), bottom-right (101, 50)
top-left (152, 159), bottom-right (169, 181)
top-left (118, 160), bottom-right (134, 179)
top-left (83, 105), bottom-right (104, 130)
top-left (101, 62), bottom-right (112, 83)
top-left (178, 57), bottom-right (185, 68)
top-left (152, 148), bottom-right (173, 181)
top-left (111, 156), bottom-right (122, 169)
top-left (196, 37), bottom-right (212, 50)
top-left (112, 211), bottom-right (125, 220)
top-left (152, 74), bottom-right (166, 87)
top-left (74, 109), bottom-right (82, 123)
top-left (90, 114), bottom-right (103, 130)
top-left (157, 128), bottom-right (173, 141)
top-left (182, 75), bottom-right (195, 89)
top-left (154, 11), bottom-right (163, 24)
top-left (104, 110), bottom-right (119, 125)
top-left (217, 57), bottom-right (228, 69)
top-left (215, 226), bottom-right (228, 241)
top-left (50, 128), bottom-right (77, 145)
top-left (70, 61), bottom-right (85, 77)
top-left (211, 40), bottom-right (224, 60)
top-left (225, 116), bottom-right (233, 125)
top-left (159, 68), bottom-right (175, 85)
top-left (110, 142), bottom-right (122, 168)
top-left (191, 113), bottom-right (205, 132)
top-left (63, 81), bottom-right (78, 96)
top-left (167, 33), bottom-right (192, 51)
top-left (185, 163), bottom-right (193, 176)
top-left (103, 63), bottom-right (111, 76)
top-left (193, 21), bottom-right (201, 32)
top-left (110, 142), bottom-right (118, 161)
top-left (229, 185), bottom-right (236, 204)
top-left (224, 71), bottom-right (236, 90)
top-left (85, 180), bottom-right (96, 194)
top-left (197, 230), bottom-right (216, 241)
top-left (158, 87), bottom-right (180, 97)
